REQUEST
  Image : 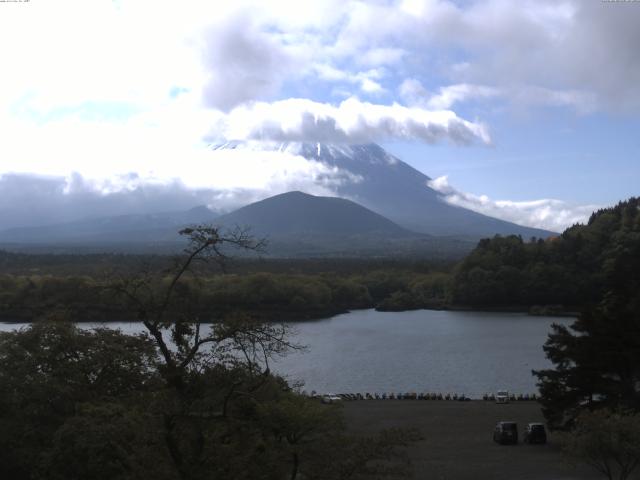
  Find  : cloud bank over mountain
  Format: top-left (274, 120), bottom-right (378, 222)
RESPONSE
top-left (428, 176), bottom-right (598, 232)
top-left (218, 98), bottom-right (490, 145)
top-left (0, 146), bottom-right (595, 234)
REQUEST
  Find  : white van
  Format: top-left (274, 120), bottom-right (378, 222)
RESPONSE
top-left (495, 390), bottom-right (509, 404)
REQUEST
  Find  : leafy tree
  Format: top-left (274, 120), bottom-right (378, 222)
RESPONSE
top-left (0, 323), bottom-right (160, 479)
top-left (562, 409), bottom-right (640, 480)
top-left (534, 297), bottom-right (640, 429)
top-left (534, 199), bottom-right (640, 429)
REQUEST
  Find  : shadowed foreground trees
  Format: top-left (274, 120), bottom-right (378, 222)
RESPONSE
top-left (534, 298), bottom-right (640, 430)
top-left (562, 409), bottom-right (640, 480)
top-left (0, 225), bottom-right (419, 480)
top-left (533, 199), bottom-right (640, 430)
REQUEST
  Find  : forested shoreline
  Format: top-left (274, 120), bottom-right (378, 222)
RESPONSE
top-left (0, 268), bottom-right (450, 323)
top-left (0, 198), bottom-right (638, 323)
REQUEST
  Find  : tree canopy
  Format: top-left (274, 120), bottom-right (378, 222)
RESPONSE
top-left (562, 409), bottom-right (640, 480)
top-left (532, 198), bottom-right (640, 429)
top-left (0, 225), bottom-right (419, 480)
top-left (451, 197), bottom-right (640, 310)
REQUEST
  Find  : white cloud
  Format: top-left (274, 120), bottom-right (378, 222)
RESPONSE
top-left (2, 0), bottom-right (639, 119)
top-left (0, 0), bottom-right (206, 113)
top-left (358, 48), bottom-right (406, 67)
top-left (510, 86), bottom-right (597, 114)
top-left (426, 84), bottom-right (501, 110)
top-left (200, 12), bottom-right (300, 111)
top-left (331, 0), bottom-right (640, 112)
top-left (416, 1), bottom-right (640, 111)
top-left (399, 78), bottom-right (597, 113)
top-left (399, 78), bottom-right (430, 106)
top-left (399, 80), bottom-right (501, 109)
top-left (0, 152), bottom-right (358, 230)
top-left (313, 65), bottom-right (387, 95)
top-left (219, 97), bottom-right (491, 145)
top-left (428, 176), bottom-right (598, 232)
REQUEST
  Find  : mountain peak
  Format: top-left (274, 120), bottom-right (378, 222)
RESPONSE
top-left (211, 140), bottom-right (553, 239)
top-left (215, 190), bottom-right (411, 238)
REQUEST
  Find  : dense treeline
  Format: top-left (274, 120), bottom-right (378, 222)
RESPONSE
top-left (0, 251), bottom-right (450, 276)
top-left (524, 195), bottom-right (640, 480)
top-left (450, 198), bottom-right (640, 311)
top-left (0, 268), bottom-right (451, 322)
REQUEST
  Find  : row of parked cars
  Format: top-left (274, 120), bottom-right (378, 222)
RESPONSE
top-left (493, 422), bottom-right (547, 445)
top-left (317, 392), bottom-right (473, 401)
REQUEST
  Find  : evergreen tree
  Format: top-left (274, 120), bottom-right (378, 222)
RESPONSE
top-left (534, 299), bottom-right (640, 429)
top-left (534, 198), bottom-right (640, 429)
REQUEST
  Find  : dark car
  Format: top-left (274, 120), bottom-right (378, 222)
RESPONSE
top-left (523, 423), bottom-right (547, 444)
top-left (493, 421), bottom-right (518, 444)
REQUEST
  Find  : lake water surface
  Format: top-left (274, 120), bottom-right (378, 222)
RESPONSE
top-left (0, 309), bottom-right (572, 398)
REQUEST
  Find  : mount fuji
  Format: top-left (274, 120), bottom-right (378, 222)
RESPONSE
top-left (212, 141), bottom-right (554, 240)
top-left (0, 142), bottom-right (553, 256)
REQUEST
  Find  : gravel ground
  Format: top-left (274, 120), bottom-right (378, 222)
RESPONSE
top-left (343, 400), bottom-right (601, 480)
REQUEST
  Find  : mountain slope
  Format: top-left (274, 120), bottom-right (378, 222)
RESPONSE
top-left (215, 191), bottom-right (413, 237)
top-left (213, 141), bottom-right (554, 239)
top-left (0, 192), bottom-right (474, 258)
top-left (214, 191), bottom-right (472, 258)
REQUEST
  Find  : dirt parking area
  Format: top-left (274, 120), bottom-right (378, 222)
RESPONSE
top-left (344, 400), bottom-right (600, 480)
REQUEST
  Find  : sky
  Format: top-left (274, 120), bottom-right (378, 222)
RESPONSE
top-left (0, 0), bottom-right (639, 231)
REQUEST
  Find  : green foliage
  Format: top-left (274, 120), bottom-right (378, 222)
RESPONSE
top-left (533, 199), bottom-right (640, 430)
top-left (46, 403), bottom-right (174, 480)
top-left (0, 323), bottom-right (161, 479)
top-left (561, 409), bottom-right (640, 480)
top-left (0, 321), bottom-right (417, 480)
top-left (451, 197), bottom-right (640, 309)
top-left (534, 295), bottom-right (640, 430)
top-left (0, 269), bottom-right (452, 323)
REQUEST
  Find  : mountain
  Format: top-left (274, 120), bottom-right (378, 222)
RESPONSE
top-left (0, 141), bottom-right (554, 256)
top-left (212, 191), bottom-right (472, 258)
top-left (0, 192), bottom-right (475, 258)
top-left (0, 206), bottom-right (218, 246)
top-left (212, 141), bottom-right (555, 239)
top-left (215, 191), bottom-right (412, 237)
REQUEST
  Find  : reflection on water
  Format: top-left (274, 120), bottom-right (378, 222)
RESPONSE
top-left (0, 309), bottom-right (572, 397)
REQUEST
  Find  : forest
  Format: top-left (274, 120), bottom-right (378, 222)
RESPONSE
top-left (450, 197), bottom-right (640, 311)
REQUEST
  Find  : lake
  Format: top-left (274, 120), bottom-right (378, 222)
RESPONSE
top-left (0, 309), bottom-right (572, 398)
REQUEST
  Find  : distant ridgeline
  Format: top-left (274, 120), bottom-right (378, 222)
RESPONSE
top-left (0, 198), bottom-right (637, 322)
top-left (450, 197), bottom-right (640, 312)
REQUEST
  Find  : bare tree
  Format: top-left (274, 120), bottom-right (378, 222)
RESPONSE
top-left (109, 225), bottom-right (301, 478)
top-left (110, 225), bottom-right (298, 379)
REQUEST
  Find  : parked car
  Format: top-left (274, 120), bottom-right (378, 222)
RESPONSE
top-left (493, 421), bottom-right (518, 444)
top-left (523, 423), bottom-right (547, 444)
top-left (495, 390), bottom-right (509, 404)
top-left (321, 394), bottom-right (342, 404)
